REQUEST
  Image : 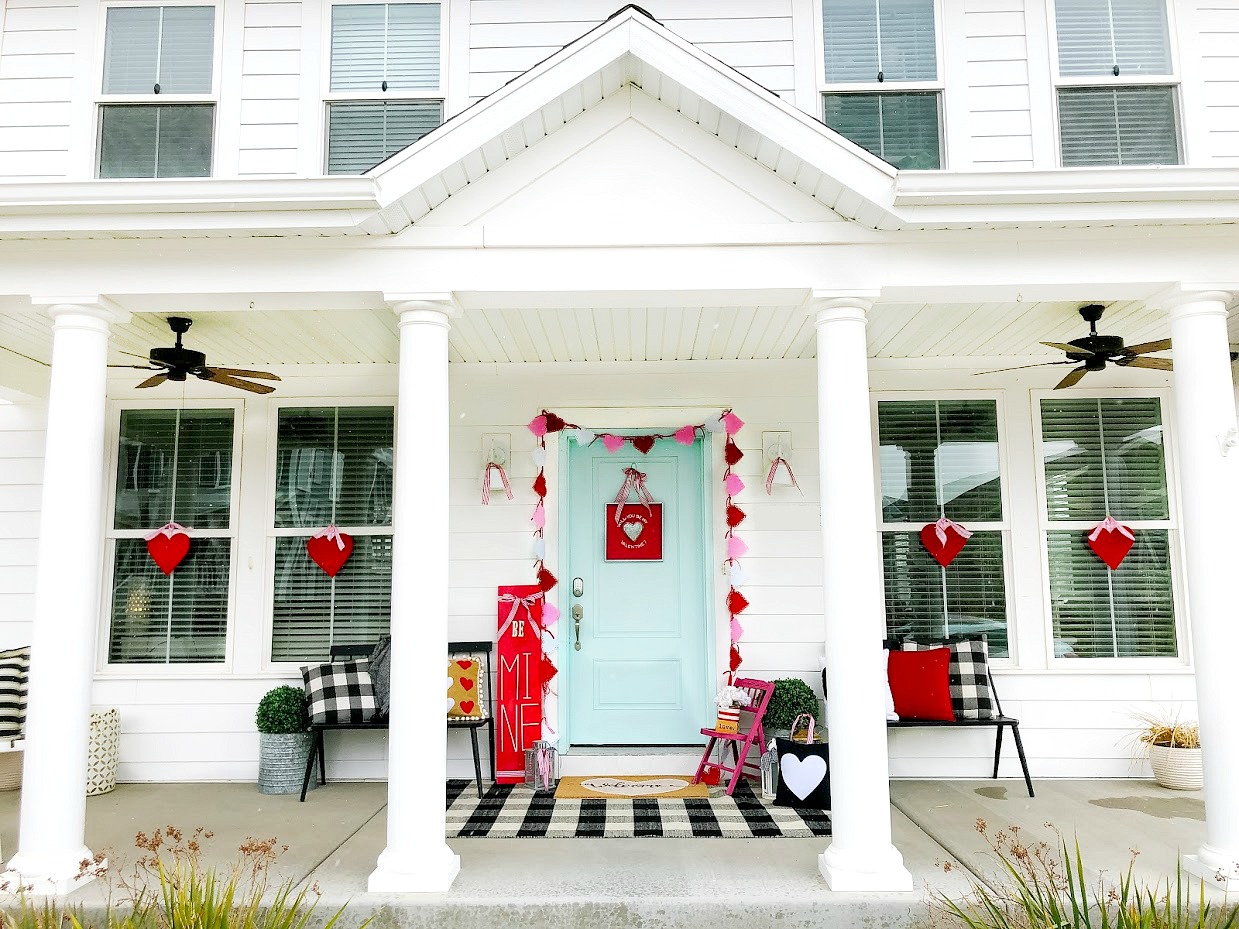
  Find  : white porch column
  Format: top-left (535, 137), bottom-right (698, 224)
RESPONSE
top-left (369, 295), bottom-right (460, 893)
top-left (8, 298), bottom-right (127, 893)
top-left (812, 294), bottom-right (913, 893)
top-left (1162, 289), bottom-right (1239, 891)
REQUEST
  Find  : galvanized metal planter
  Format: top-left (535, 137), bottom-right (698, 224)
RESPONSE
top-left (258, 732), bottom-right (314, 795)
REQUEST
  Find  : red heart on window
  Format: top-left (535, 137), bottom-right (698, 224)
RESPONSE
top-left (460, 678), bottom-right (474, 690)
top-left (459, 701), bottom-right (475, 715)
top-left (1088, 524), bottom-right (1135, 570)
top-left (920, 522), bottom-right (968, 568)
top-left (456, 659), bottom-right (473, 670)
top-left (147, 532), bottom-right (190, 575)
top-left (630, 436), bottom-right (656, 455)
top-left (306, 532), bottom-right (354, 577)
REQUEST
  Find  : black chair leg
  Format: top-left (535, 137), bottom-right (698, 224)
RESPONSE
top-left (992, 724), bottom-right (1004, 780)
top-left (470, 728), bottom-right (484, 799)
top-left (1011, 724), bottom-right (1035, 797)
top-left (300, 737), bottom-right (318, 802)
top-left (317, 729), bottom-right (327, 785)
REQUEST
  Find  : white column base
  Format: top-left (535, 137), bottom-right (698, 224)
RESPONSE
top-left (818, 843), bottom-right (914, 893)
top-left (367, 845), bottom-right (460, 894)
top-left (2, 851), bottom-right (105, 896)
top-left (1184, 849), bottom-right (1239, 893)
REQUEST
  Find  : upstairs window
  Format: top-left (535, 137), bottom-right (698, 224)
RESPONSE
top-left (326, 3), bottom-right (443, 174)
top-left (98, 5), bottom-right (216, 177)
top-left (821, 0), bottom-right (942, 170)
top-left (1052, 0), bottom-right (1180, 166)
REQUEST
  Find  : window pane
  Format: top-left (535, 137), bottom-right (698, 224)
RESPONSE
top-left (271, 535), bottom-right (392, 661)
top-left (877, 0), bottom-right (936, 81)
top-left (385, 3), bottom-right (441, 90)
top-left (1059, 86), bottom-right (1179, 166)
top-left (824, 93), bottom-right (941, 169)
top-left (156, 104), bottom-right (214, 176)
top-left (326, 100), bottom-right (442, 174)
top-left (823, 0), bottom-right (935, 82)
top-left (274, 407), bottom-right (394, 528)
top-left (331, 3), bottom-right (387, 91)
top-left (99, 105), bottom-right (214, 178)
top-left (882, 530), bottom-right (1008, 656)
top-left (1056, 0), bottom-right (1170, 76)
top-left (158, 6), bottom-right (215, 93)
top-left (109, 537), bottom-right (228, 663)
top-left (1047, 529), bottom-right (1176, 658)
top-left (104, 7), bottom-right (161, 93)
top-left (1041, 397), bottom-right (1168, 522)
top-left (1113, 0), bottom-right (1171, 75)
top-left (115, 409), bottom-right (234, 530)
top-left (823, 0), bottom-right (880, 82)
top-left (99, 105), bottom-right (158, 178)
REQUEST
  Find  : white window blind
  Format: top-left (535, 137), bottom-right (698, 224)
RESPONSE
top-left (1039, 397), bottom-right (1177, 659)
top-left (1055, 0), bottom-right (1170, 76)
top-left (877, 400), bottom-right (1008, 654)
top-left (108, 409), bottom-right (234, 664)
top-left (103, 6), bottom-right (215, 94)
top-left (824, 92), bottom-right (941, 170)
top-left (822, 0), bottom-right (936, 83)
top-left (1058, 86), bottom-right (1179, 166)
top-left (326, 100), bottom-right (442, 174)
top-left (271, 406), bottom-right (394, 662)
top-left (330, 3), bottom-right (440, 92)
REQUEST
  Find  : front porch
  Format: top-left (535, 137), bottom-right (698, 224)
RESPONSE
top-left (0, 778), bottom-right (1215, 928)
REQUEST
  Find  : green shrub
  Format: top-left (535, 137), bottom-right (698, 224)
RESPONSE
top-left (762, 678), bottom-right (820, 731)
top-left (255, 686), bottom-right (309, 734)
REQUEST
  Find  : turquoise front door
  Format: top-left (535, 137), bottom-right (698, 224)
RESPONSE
top-left (564, 435), bottom-right (710, 745)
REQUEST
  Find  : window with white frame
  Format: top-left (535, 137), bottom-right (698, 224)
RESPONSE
top-left (107, 408), bottom-right (235, 663)
top-left (1039, 397), bottom-right (1178, 658)
top-left (98, 5), bottom-right (216, 177)
top-left (270, 406), bottom-right (394, 661)
top-left (820, 0), bottom-right (943, 170)
top-left (877, 400), bottom-right (1009, 655)
top-left (325, 2), bottom-right (443, 174)
top-left (1052, 0), bottom-right (1180, 166)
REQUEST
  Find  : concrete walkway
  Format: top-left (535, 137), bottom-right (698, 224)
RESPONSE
top-left (0, 778), bottom-right (1220, 929)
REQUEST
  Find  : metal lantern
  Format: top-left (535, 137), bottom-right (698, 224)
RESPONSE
top-left (760, 739), bottom-right (778, 801)
top-left (524, 740), bottom-right (560, 794)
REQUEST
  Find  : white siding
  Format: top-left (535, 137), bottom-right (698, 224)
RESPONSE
top-left (468, 0), bottom-right (797, 102)
top-left (238, 1), bottom-right (304, 176)
top-left (959, 0), bottom-right (1035, 168)
top-left (0, 401), bottom-right (42, 649)
top-left (1193, 1), bottom-right (1239, 164)
top-left (0, 1), bottom-right (77, 178)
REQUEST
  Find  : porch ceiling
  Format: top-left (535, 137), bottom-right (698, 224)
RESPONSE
top-left (0, 299), bottom-right (1205, 370)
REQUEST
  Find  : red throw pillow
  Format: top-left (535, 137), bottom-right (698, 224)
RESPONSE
top-left (886, 648), bottom-right (954, 721)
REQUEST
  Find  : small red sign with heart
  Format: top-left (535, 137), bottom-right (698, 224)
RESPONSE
top-left (920, 518), bottom-right (972, 568)
top-left (306, 530), bottom-right (354, 577)
top-left (605, 503), bottom-right (663, 561)
top-left (146, 531), bottom-right (190, 575)
top-left (1087, 517), bottom-right (1136, 570)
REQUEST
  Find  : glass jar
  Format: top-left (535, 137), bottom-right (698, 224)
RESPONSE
top-left (524, 740), bottom-right (560, 793)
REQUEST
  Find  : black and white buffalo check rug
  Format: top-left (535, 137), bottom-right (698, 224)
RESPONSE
top-left (445, 779), bottom-right (831, 838)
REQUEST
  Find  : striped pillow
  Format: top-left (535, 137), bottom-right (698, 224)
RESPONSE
top-left (0, 647), bottom-right (31, 739)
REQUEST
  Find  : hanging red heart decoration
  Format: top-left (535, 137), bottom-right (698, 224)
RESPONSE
top-left (724, 439), bottom-right (743, 466)
top-left (728, 589), bottom-right (749, 615)
top-left (540, 653), bottom-right (558, 684)
top-left (544, 412), bottom-right (567, 433)
top-left (532, 472), bottom-right (547, 498)
top-left (1087, 516), bottom-right (1136, 570)
top-left (630, 436), bottom-right (656, 455)
top-left (537, 567), bottom-right (558, 591)
top-left (307, 527), bottom-right (354, 577)
top-left (920, 518), bottom-right (972, 568)
top-left (146, 528), bottom-right (190, 575)
top-left (729, 644), bottom-right (742, 673)
top-left (726, 504), bottom-right (746, 528)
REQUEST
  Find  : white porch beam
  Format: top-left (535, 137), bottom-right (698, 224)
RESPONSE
top-left (1161, 288), bottom-right (1239, 892)
top-left (811, 293), bottom-right (913, 893)
top-left (7, 296), bottom-right (129, 894)
top-left (368, 294), bottom-right (461, 894)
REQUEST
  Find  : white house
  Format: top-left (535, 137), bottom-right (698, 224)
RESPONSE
top-left (1, 0), bottom-right (1239, 898)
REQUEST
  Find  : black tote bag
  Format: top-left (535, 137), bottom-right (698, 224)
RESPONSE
top-left (774, 713), bottom-right (831, 808)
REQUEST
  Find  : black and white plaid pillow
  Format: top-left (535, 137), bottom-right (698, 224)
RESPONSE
top-left (902, 638), bottom-right (995, 720)
top-left (0, 646), bottom-right (30, 739)
top-left (301, 659), bottom-right (378, 725)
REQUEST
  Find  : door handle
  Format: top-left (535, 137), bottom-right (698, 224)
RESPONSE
top-left (572, 603), bottom-right (583, 650)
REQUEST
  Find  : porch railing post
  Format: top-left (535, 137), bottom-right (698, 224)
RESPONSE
top-left (1161, 287), bottom-right (1239, 892)
top-left (369, 294), bottom-right (461, 893)
top-left (811, 292), bottom-right (913, 893)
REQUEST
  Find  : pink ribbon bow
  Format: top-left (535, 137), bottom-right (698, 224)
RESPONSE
top-left (310, 524), bottom-right (348, 551)
top-left (481, 462), bottom-right (513, 505)
top-left (932, 517), bottom-right (974, 546)
top-left (614, 466), bottom-right (654, 525)
top-left (1088, 515), bottom-right (1135, 542)
top-left (764, 457), bottom-right (802, 495)
top-left (144, 522), bottom-right (190, 541)
top-left (498, 591), bottom-right (543, 638)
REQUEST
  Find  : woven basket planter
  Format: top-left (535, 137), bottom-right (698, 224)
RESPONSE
top-left (1149, 744), bottom-right (1203, 791)
top-left (258, 732), bottom-right (314, 795)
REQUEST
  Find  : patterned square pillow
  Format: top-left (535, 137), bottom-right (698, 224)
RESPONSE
top-left (447, 657), bottom-right (485, 721)
top-left (0, 646), bottom-right (31, 739)
top-left (301, 659), bottom-right (377, 725)
top-left (902, 638), bottom-right (995, 720)
top-left (368, 636), bottom-right (392, 720)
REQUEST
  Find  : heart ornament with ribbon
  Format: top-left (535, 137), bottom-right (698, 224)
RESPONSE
top-left (920, 517), bottom-right (974, 568)
top-left (307, 525), bottom-right (354, 577)
top-left (605, 466), bottom-right (663, 561)
top-left (146, 523), bottom-right (191, 575)
top-left (1087, 516), bottom-right (1136, 570)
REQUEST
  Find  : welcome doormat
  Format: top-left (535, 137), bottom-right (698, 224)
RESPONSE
top-left (554, 774), bottom-right (709, 800)
top-left (446, 779), bottom-right (831, 838)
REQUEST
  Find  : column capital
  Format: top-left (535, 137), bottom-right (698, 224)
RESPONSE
top-left (30, 296), bottom-right (130, 326)
top-left (385, 293), bottom-right (460, 321)
top-left (807, 291), bottom-right (879, 326)
top-left (1150, 286), bottom-right (1234, 319)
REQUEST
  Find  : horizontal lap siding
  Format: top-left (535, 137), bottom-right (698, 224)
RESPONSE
top-left (961, 0), bottom-right (1034, 168)
top-left (239, 2), bottom-right (303, 176)
top-left (0, 1), bottom-right (77, 178)
top-left (1195, 2), bottom-right (1239, 163)
top-left (0, 403), bottom-right (43, 648)
top-left (468, 0), bottom-right (796, 102)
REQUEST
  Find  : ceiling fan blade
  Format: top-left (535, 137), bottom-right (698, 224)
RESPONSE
top-left (201, 370), bottom-right (276, 394)
top-left (136, 373), bottom-right (169, 389)
top-left (974, 360), bottom-right (1073, 376)
top-left (109, 364), bottom-right (159, 370)
top-left (206, 367), bottom-right (282, 381)
top-left (1122, 339), bottom-right (1172, 355)
top-left (1054, 366), bottom-right (1089, 390)
top-left (1041, 341), bottom-right (1094, 356)
top-left (1117, 356), bottom-right (1173, 371)
top-left (115, 349), bottom-right (154, 361)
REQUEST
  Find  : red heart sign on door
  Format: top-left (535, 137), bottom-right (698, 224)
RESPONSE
top-left (605, 503), bottom-right (663, 560)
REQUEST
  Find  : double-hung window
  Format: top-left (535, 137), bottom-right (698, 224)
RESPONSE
top-left (820, 0), bottom-right (943, 169)
top-left (98, 5), bottom-right (217, 177)
top-left (1052, 0), bottom-right (1180, 165)
top-left (1038, 397), bottom-right (1180, 659)
top-left (107, 407), bottom-right (236, 664)
top-left (325, 2), bottom-right (443, 174)
top-left (270, 406), bottom-right (394, 661)
top-left (876, 399), bottom-right (1009, 655)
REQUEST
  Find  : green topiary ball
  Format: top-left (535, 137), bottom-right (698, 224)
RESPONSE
top-left (256, 685), bottom-right (310, 734)
top-left (762, 678), bottom-right (821, 731)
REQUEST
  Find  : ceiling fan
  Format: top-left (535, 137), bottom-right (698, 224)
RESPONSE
top-left (111, 316), bottom-right (281, 394)
top-left (979, 304), bottom-right (1172, 389)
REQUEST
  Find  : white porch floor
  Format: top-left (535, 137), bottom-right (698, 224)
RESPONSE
top-left (0, 779), bottom-right (1218, 928)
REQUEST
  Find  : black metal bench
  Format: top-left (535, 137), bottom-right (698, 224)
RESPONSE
top-left (300, 640), bottom-right (495, 801)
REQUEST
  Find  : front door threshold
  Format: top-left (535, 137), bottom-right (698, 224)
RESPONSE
top-left (560, 746), bottom-right (706, 776)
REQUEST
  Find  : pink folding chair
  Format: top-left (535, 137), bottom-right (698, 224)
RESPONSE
top-left (691, 678), bottom-right (773, 796)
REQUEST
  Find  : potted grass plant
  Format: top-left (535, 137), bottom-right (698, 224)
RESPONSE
top-left (1137, 712), bottom-right (1202, 791)
top-left (256, 685), bottom-right (313, 795)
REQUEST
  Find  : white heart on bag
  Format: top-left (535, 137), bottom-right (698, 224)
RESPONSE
top-left (622, 520), bottom-right (644, 542)
top-left (780, 754), bottom-right (827, 801)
